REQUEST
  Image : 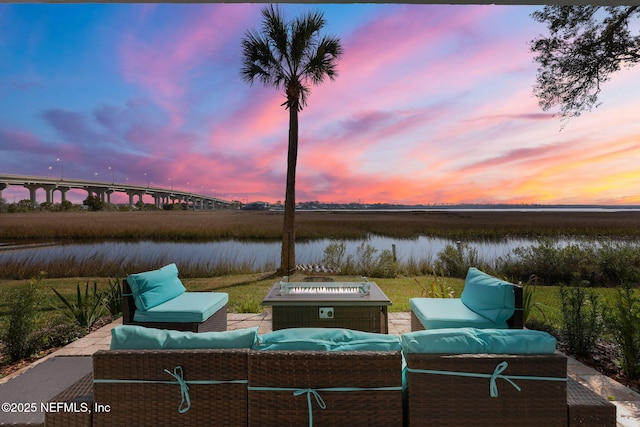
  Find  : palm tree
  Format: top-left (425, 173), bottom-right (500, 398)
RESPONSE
top-left (241, 5), bottom-right (343, 275)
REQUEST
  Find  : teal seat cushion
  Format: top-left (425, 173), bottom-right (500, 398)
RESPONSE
top-left (402, 328), bottom-right (487, 354)
top-left (460, 267), bottom-right (515, 323)
top-left (476, 329), bottom-right (557, 354)
top-left (110, 324), bottom-right (257, 350)
top-left (410, 298), bottom-right (507, 329)
top-left (127, 263), bottom-right (186, 311)
top-left (133, 292), bottom-right (228, 323)
top-left (254, 328), bottom-right (402, 351)
top-left (401, 328), bottom-right (557, 354)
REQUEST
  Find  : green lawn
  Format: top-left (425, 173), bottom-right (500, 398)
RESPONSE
top-left (1, 273), bottom-right (622, 333)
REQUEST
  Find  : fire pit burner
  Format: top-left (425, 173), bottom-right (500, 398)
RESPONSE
top-left (262, 278), bottom-right (392, 333)
top-left (279, 280), bottom-right (370, 295)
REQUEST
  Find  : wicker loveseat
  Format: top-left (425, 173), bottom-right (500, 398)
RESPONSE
top-left (410, 267), bottom-right (523, 331)
top-left (122, 263), bottom-right (228, 332)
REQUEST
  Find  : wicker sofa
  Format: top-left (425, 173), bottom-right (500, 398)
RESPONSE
top-left (410, 267), bottom-right (523, 331)
top-left (47, 326), bottom-right (617, 427)
top-left (122, 263), bottom-right (228, 332)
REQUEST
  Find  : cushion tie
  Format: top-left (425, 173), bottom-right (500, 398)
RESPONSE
top-left (94, 366), bottom-right (248, 414)
top-left (407, 360), bottom-right (565, 398)
top-left (293, 388), bottom-right (327, 427)
top-left (489, 361), bottom-right (520, 397)
top-left (164, 366), bottom-right (191, 413)
top-left (248, 385), bottom-right (402, 427)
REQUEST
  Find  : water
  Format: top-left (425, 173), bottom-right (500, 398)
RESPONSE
top-left (0, 236), bottom-right (553, 271)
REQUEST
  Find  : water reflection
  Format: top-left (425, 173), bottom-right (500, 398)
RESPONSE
top-left (0, 236), bottom-right (538, 271)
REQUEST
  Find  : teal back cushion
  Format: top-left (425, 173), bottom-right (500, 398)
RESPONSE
top-left (460, 267), bottom-right (515, 323)
top-left (401, 328), bottom-right (557, 354)
top-left (126, 263), bottom-right (186, 311)
top-left (254, 328), bottom-right (402, 351)
top-left (110, 325), bottom-right (258, 350)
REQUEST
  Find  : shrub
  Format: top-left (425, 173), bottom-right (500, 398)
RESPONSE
top-left (371, 249), bottom-right (399, 278)
top-left (597, 242), bottom-right (640, 286)
top-left (353, 242), bottom-right (378, 276)
top-left (508, 239), bottom-right (596, 285)
top-left (39, 321), bottom-right (85, 349)
top-left (603, 283), bottom-right (640, 379)
top-left (3, 273), bottom-right (46, 362)
top-left (559, 280), bottom-right (602, 356)
top-left (322, 240), bottom-right (346, 272)
top-left (434, 242), bottom-right (478, 278)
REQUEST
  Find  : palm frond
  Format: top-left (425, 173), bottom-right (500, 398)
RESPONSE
top-left (241, 5), bottom-right (343, 112)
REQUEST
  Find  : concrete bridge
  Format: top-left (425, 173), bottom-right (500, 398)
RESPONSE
top-left (0, 174), bottom-right (234, 210)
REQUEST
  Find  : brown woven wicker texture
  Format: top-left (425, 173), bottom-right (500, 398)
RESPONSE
top-left (405, 353), bottom-right (568, 427)
top-left (92, 349), bottom-right (248, 427)
top-left (567, 378), bottom-right (616, 427)
top-left (44, 373), bottom-right (93, 427)
top-left (248, 350), bottom-right (403, 427)
top-left (271, 305), bottom-right (387, 333)
top-left (122, 279), bottom-right (228, 332)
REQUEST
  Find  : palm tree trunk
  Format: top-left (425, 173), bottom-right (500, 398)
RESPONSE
top-left (279, 105), bottom-right (299, 276)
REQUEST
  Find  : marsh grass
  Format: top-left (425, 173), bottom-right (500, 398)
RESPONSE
top-left (0, 251), bottom-right (277, 280)
top-left (3, 210), bottom-right (640, 243)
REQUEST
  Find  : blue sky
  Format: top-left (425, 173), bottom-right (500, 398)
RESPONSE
top-left (1, 3), bottom-right (640, 205)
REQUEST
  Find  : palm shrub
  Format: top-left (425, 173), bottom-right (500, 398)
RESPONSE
top-left (52, 281), bottom-right (106, 329)
top-left (521, 274), bottom-right (547, 323)
top-left (101, 278), bottom-right (122, 317)
top-left (603, 283), bottom-right (640, 379)
top-left (415, 270), bottom-right (455, 298)
top-left (559, 280), bottom-right (602, 356)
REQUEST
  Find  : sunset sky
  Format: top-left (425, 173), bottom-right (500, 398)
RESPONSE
top-left (1, 3), bottom-right (640, 205)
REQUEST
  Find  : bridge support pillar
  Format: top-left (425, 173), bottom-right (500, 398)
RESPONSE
top-left (0, 183), bottom-right (5, 203)
top-left (24, 184), bottom-right (39, 207)
top-left (42, 184), bottom-right (56, 204)
top-left (56, 187), bottom-right (70, 203)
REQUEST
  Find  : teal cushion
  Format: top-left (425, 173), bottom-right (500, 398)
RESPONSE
top-left (110, 325), bottom-right (258, 350)
top-left (401, 328), bottom-right (488, 354)
top-left (460, 267), bottom-right (515, 323)
top-left (133, 292), bottom-right (228, 323)
top-left (127, 263), bottom-right (186, 311)
top-left (410, 298), bottom-right (507, 329)
top-left (254, 328), bottom-right (401, 351)
top-left (476, 329), bottom-right (557, 354)
top-left (401, 328), bottom-right (557, 354)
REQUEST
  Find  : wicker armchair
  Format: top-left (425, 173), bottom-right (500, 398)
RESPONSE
top-left (122, 279), bottom-right (227, 332)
